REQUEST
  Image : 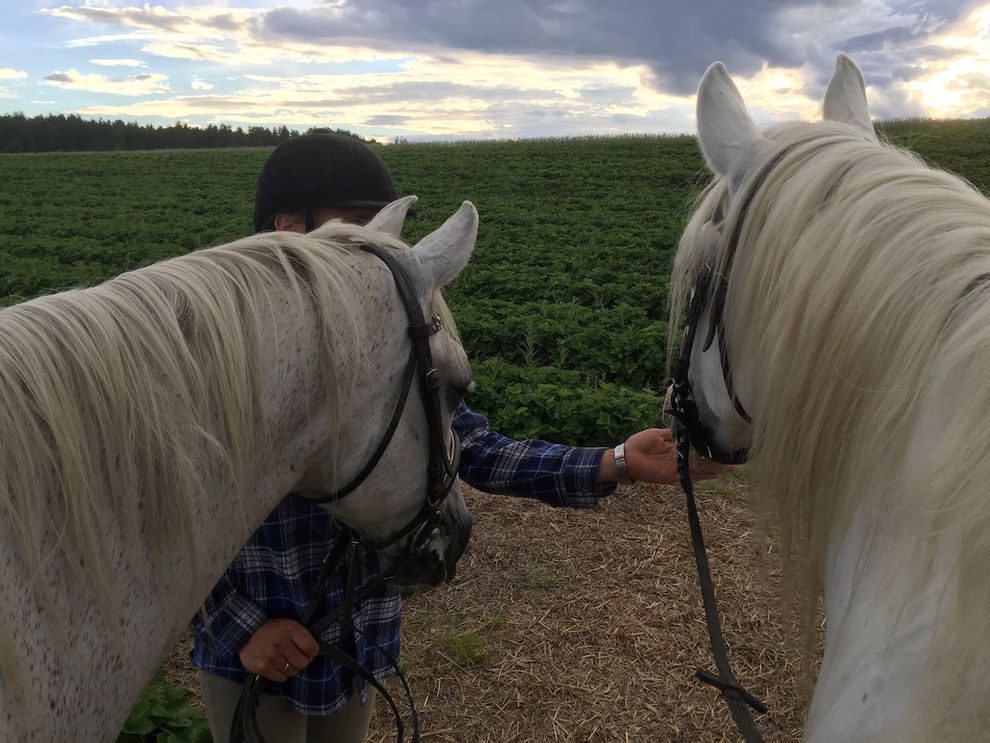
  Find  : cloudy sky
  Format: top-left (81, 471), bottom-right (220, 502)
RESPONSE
top-left (1, 0), bottom-right (988, 141)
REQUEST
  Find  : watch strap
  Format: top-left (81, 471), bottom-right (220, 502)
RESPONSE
top-left (613, 442), bottom-right (633, 485)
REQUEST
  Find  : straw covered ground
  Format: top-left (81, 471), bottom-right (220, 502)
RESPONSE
top-left (166, 474), bottom-right (819, 742)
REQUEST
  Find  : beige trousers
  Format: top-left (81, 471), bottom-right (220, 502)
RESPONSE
top-left (198, 671), bottom-right (376, 743)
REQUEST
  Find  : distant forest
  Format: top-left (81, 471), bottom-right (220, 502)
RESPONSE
top-left (0, 113), bottom-right (366, 153)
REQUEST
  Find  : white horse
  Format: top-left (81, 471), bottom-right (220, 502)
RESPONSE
top-left (0, 196), bottom-right (477, 741)
top-left (671, 55), bottom-right (990, 742)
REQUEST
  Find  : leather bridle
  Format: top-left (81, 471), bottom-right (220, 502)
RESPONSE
top-left (664, 146), bottom-right (803, 743)
top-left (668, 273), bottom-right (751, 466)
top-left (230, 242), bottom-right (462, 743)
top-left (309, 241), bottom-right (461, 552)
top-left (667, 144), bottom-right (800, 467)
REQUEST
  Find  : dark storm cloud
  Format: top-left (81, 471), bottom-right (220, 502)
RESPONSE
top-left (838, 26), bottom-right (930, 53)
top-left (262, 0), bottom-right (982, 94)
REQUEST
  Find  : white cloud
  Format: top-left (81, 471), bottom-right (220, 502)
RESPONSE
top-left (44, 5), bottom-right (256, 38)
top-left (89, 58), bottom-right (147, 68)
top-left (191, 77), bottom-right (214, 91)
top-left (140, 41), bottom-right (239, 63)
top-left (43, 69), bottom-right (171, 96)
top-left (74, 51), bottom-right (699, 137)
top-left (63, 32), bottom-right (159, 48)
top-left (0, 68), bottom-right (29, 98)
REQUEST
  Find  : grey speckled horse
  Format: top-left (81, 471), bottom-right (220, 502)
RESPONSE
top-left (0, 197), bottom-right (476, 741)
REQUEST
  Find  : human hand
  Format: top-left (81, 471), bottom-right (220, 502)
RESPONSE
top-left (601, 428), bottom-right (729, 485)
top-left (237, 618), bottom-right (320, 682)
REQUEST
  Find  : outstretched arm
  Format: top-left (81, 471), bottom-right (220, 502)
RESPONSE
top-left (454, 405), bottom-right (726, 507)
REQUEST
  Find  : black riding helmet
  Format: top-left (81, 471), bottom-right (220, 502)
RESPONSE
top-left (253, 133), bottom-right (398, 232)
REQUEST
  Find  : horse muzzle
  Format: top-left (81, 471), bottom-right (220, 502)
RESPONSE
top-left (396, 495), bottom-right (474, 592)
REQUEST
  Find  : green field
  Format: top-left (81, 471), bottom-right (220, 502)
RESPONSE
top-left (2, 119), bottom-right (989, 446)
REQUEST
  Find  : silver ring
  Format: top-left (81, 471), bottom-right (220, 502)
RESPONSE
top-left (281, 661), bottom-right (292, 672)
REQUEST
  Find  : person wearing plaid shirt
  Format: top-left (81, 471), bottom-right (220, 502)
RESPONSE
top-left (191, 134), bottom-right (724, 743)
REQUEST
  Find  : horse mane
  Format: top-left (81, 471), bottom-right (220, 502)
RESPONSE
top-left (672, 122), bottom-right (990, 729)
top-left (0, 221), bottom-right (451, 692)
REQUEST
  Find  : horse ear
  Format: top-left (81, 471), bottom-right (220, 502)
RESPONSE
top-left (366, 195), bottom-right (418, 237)
top-left (696, 61), bottom-right (765, 178)
top-left (413, 201), bottom-right (478, 289)
top-left (823, 54), bottom-right (877, 141)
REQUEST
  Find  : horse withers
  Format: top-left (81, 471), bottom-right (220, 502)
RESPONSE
top-left (670, 55), bottom-right (990, 741)
top-left (0, 197), bottom-right (476, 741)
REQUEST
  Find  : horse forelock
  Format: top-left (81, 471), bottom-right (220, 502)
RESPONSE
top-left (673, 119), bottom-right (990, 727)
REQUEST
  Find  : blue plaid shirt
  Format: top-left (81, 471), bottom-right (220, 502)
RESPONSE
top-left (190, 403), bottom-right (615, 715)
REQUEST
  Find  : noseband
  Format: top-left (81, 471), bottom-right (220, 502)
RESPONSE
top-left (668, 280), bottom-right (751, 465)
top-left (232, 242), bottom-right (462, 743)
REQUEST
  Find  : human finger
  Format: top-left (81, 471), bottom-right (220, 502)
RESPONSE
top-left (279, 642), bottom-right (313, 672)
top-left (263, 662), bottom-right (290, 683)
top-left (286, 622), bottom-right (320, 660)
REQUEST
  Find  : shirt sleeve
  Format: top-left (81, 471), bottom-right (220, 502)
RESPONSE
top-left (453, 402), bottom-right (616, 507)
top-left (192, 562), bottom-right (270, 658)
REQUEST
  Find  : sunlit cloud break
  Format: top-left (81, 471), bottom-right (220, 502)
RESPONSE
top-left (903, 5), bottom-right (990, 117)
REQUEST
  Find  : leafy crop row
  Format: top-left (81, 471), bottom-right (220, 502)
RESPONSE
top-left (456, 299), bottom-right (669, 388)
top-left (468, 359), bottom-right (664, 446)
top-left (2, 122), bottom-right (988, 738)
top-left (3, 125), bottom-right (988, 448)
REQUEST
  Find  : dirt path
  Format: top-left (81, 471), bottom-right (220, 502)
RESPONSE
top-left (166, 477), bottom-right (815, 742)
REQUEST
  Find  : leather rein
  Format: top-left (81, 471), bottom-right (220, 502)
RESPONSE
top-left (665, 147), bottom-right (802, 742)
top-left (230, 242), bottom-right (461, 743)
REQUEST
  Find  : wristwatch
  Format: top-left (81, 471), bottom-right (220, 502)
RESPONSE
top-left (613, 442), bottom-right (633, 485)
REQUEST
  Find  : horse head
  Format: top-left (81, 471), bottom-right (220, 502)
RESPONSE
top-left (674, 54), bottom-right (990, 740)
top-left (291, 199), bottom-right (478, 589)
top-left (670, 54), bottom-right (878, 463)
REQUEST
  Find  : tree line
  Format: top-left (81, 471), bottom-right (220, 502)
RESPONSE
top-left (0, 113), bottom-right (366, 153)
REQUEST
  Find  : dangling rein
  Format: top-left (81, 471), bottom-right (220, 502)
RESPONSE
top-left (667, 315), bottom-right (766, 742)
top-left (230, 529), bottom-right (424, 743)
top-left (665, 278), bottom-right (768, 743)
top-left (662, 142), bottom-right (817, 741)
top-left (231, 242), bottom-right (463, 743)
top-left (670, 415), bottom-right (767, 743)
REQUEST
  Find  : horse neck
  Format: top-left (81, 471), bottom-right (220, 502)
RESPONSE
top-left (803, 463), bottom-right (961, 743)
top-left (0, 247), bottom-right (378, 741)
top-left (145, 252), bottom-right (378, 651)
